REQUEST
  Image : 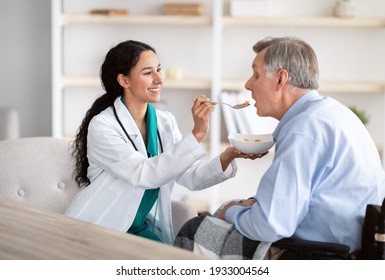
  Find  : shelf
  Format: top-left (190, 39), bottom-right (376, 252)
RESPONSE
top-left (62, 76), bottom-right (211, 90)
top-left (221, 79), bottom-right (385, 93)
top-left (319, 81), bottom-right (385, 93)
top-left (61, 14), bottom-right (211, 26)
top-left (62, 76), bottom-right (100, 88)
top-left (223, 16), bottom-right (385, 28)
top-left (61, 14), bottom-right (385, 28)
top-left (61, 15), bottom-right (385, 28)
top-left (62, 76), bottom-right (384, 94)
top-left (163, 78), bottom-right (211, 90)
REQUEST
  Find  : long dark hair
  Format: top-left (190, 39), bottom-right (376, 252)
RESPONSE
top-left (72, 40), bottom-right (156, 187)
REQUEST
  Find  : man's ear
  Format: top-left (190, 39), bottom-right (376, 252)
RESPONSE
top-left (117, 74), bottom-right (129, 88)
top-left (277, 69), bottom-right (289, 89)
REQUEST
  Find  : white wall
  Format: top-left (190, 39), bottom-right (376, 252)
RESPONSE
top-left (0, 0), bottom-right (51, 137)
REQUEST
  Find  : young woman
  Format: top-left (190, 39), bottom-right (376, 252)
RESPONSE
top-left (64, 40), bottom-right (262, 244)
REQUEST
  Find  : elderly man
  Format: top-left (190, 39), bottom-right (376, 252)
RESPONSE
top-left (174, 36), bottom-right (385, 260)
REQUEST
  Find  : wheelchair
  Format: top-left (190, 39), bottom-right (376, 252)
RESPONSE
top-left (272, 198), bottom-right (385, 260)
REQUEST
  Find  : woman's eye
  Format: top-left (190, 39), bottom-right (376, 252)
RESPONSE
top-left (157, 68), bottom-right (162, 73)
top-left (144, 71), bottom-right (152, 75)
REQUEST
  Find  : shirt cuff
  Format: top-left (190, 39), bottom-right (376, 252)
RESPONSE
top-left (225, 204), bottom-right (249, 224)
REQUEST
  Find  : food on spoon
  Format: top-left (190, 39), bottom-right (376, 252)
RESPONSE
top-left (233, 100), bottom-right (250, 109)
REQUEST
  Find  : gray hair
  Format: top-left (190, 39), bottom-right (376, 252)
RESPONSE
top-left (253, 37), bottom-right (319, 89)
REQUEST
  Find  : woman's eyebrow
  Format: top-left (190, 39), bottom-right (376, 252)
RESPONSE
top-left (141, 64), bottom-right (161, 71)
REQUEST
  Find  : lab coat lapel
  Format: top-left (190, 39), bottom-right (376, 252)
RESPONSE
top-left (113, 98), bottom-right (148, 156)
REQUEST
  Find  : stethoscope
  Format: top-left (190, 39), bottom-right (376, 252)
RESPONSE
top-left (113, 103), bottom-right (163, 232)
top-left (113, 104), bottom-right (164, 154)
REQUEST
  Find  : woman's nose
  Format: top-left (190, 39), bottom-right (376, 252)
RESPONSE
top-left (154, 71), bottom-right (164, 84)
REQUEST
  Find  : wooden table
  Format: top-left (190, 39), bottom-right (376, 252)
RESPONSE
top-left (0, 198), bottom-right (206, 260)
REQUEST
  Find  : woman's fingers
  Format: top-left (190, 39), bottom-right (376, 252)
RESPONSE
top-left (191, 96), bottom-right (216, 142)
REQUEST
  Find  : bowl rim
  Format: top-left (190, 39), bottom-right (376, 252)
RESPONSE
top-left (227, 132), bottom-right (275, 153)
top-left (228, 132), bottom-right (274, 142)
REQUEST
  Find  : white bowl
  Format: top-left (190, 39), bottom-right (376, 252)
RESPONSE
top-left (228, 133), bottom-right (275, 154)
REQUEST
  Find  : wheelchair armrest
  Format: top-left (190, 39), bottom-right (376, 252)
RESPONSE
top-left (272, 238), bottom-right (350, 259)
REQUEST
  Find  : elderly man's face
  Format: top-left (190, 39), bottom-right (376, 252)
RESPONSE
top-left (245, 50), bottom-right (279, 118)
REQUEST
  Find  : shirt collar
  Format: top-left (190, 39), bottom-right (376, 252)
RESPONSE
top-left (272, 90), bottom-right (320, 141)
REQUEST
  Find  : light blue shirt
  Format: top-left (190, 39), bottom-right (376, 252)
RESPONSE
top-left (226, 90), bottom-right (385, 252)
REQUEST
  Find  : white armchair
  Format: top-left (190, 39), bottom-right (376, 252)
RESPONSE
top-left (0, 137), bottom-right (197, 237)
top-left (0, 137), bottom-right (78, 212)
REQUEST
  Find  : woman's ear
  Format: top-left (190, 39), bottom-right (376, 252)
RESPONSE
top-left (117, 74), bottom-right (130, 88)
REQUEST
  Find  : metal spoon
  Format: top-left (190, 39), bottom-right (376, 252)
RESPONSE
top-left (192, 99), bottom-right (250, 109)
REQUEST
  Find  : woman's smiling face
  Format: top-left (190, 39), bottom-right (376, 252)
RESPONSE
top-left (125, 50), bottom-right (164, 104)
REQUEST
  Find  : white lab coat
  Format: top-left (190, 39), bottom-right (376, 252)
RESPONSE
top-left (65, 97), bottom-right (237, 244)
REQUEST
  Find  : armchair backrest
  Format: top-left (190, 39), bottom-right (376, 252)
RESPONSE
top-left (0, 137), bottom-right (80, 213)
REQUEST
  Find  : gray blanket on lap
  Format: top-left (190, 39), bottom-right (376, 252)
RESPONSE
top-left (174, 212), bottom-right (271, 260)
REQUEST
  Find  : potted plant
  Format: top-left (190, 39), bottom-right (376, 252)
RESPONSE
top-left (348, 105), bottom-right (370, 126)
